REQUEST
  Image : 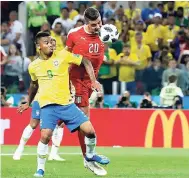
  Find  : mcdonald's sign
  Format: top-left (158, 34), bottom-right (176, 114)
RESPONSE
top-left (145, 110), bottom-right (189, 148)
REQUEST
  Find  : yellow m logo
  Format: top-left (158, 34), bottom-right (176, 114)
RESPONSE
top-left (145, 110), bottom-right (189, 148)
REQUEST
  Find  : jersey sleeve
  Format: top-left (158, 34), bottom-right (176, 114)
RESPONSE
top-left (65, 50), bottom-right (82, 65)
top-left (66, 31), bottom-right (75, 51)
top-left (28, 63), bottom-right (37, 81)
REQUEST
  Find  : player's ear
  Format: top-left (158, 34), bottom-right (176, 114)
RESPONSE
top-left (36, 43), bottom-right (40, 50)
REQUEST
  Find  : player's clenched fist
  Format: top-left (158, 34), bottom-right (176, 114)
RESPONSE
top-left (91, 80), bottom-right (102, 92)
top-left (17, 102), bottom-right (30, 114)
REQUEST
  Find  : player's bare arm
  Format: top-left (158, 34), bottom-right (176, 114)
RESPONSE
top-left (82, 57), bottom-right (101, 92)
top-left (17, 80), bottom-right (39, 113)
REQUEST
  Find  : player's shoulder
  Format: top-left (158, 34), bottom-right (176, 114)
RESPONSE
top-left (67, 26), bottom-right (84, 36)
top-left (28, 58), bottom-right (41, 69)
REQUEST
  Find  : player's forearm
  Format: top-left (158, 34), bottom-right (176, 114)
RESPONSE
top-left (28, 81), bottom-right (38, 105)
top-left (82, 58), bottom-right (96, 82)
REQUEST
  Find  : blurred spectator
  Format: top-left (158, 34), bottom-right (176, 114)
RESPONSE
top-left (128, 20), bottom-right (147, 47)
top-left (73, 3), bottom-right (86, 24)
top-left (51, 22), bottom-right (66, 51)
top-left (143, 59), bottom-right (164, 95)
top-left (162, 59), bottom-right (185, 91)
top-left (103, 1), bottom-right (119, 22)
top-left (74, 19), bottom-right (85, 28)
top-left (175, 7), bottom-right (189, 27)
top-left (40, 22), bottom-right (51, 33)
top-left (52, 7), bottom-right (74, 35)
top-left (67, 1), bottom-right (78, 20)
top-left (131, 32), bottom-right (151, 71)
top-left (93, 92), bottom-right (109, 108)
top-left (164, 14), bottom-right (180, 45)
top-left (115, 44), bottom-right (139, 94)
top-left (4, 44), bottom-right (24, 93)
top-left (146, 13), bottom-right (166, 59)
top-left (160, 75), bottom-right (184, 107)
top-left (9, 11), bottom-right (26, 57)
top-left (0, 46), bottom-right (8, 85)
top-left (164, 1), bottom-right (177, 17)
top-left (157, 3), bottom-right (167, 19)
top-left (46, 1), bottom-right (61, 25)
top-left (0, 22), bottom-right (12, 53)
top-left (175, 1), bottom-right (189, 17)
top-left (27, 2), bottom-right (47, 37)
top-left (139, 92), bottom-right (157, 108)
top-left (92, 2), bottom-right (104, 20)
top-left (154, 45), bottom-right (173, 68)
top-left (124, 1), bottom-right (141, 20)
top-left (115, 91), bottom-right (137, 108)
top-left (99, 44), bottom-right (117, 94)
top-left (1, 87), bottom-right (14, 107)
top-left (141, 2), bottom-right (160, 25)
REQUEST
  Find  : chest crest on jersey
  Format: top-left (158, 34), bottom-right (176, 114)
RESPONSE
top-left (53, 60), bottom-right (59, 67)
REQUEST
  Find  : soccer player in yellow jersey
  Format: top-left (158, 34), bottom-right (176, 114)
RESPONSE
top-left (13, 38), bottom-right (65, 162)
top-left (18, 32), bottom-right (109, 177)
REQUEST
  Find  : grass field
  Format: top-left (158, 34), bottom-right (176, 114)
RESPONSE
top-left (1, 146), bottom-right (189, 178)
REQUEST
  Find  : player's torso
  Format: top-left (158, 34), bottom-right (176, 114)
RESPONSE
top-left (32, 55), bottom-right (71, 106)
top-left (70, 27), bottom-right (105, 79)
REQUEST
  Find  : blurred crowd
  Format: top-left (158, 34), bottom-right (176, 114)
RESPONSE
top-left (1, 1), bottom-right (189, 108)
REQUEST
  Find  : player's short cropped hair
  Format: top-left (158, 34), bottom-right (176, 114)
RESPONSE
top-left (84, 7), bottom-right (100, 23)
top-left (61, 7), bottom-right (69, 12)
top-left (35, 31), bottom-right (50, 44)
top-left (169, 75), bottom-right (177, 83)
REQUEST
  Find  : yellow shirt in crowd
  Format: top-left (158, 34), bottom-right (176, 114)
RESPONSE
top-left (28, 50), bottom-right (82, 107)
top-left (164, 25), bottom-right (180, 43)
top-left (146, 24), bottom-right (166, 52)
top-left (50, 30), bottom-right (65, 51)
top-left (131, 44), bottom-right (152, 70)
top-left (116, 53), bottom-right (138, 82)
top-left (69, 9), bottom-right (79, 20)
top-left (124, 8), bottom-right (141, 19)
top-left (129, 30), bottom-right (147, 47)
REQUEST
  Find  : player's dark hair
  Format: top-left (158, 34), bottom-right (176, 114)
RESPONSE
top-left (135, 32), bottom-right (142, 37)
top-left (169, 75), bottom-right (177, 83)
top-left (35, 31), bottom-right (50, 44)
top-left (124, 43), bottom-right (130, 48)
top-left (177, 7), bottom-right (184, 11)
top-left (84, 7), bottom-right (100, 23)
top-left (54, 22), bottom-right (63, 27)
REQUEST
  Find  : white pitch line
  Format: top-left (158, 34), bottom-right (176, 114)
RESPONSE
top-left (0, 152), bottom-right (82, 156)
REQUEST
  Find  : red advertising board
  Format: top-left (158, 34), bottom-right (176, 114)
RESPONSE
top-left (1, 108), bottom-right (189, 148)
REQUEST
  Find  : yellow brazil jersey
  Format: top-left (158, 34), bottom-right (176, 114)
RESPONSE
top-left (50, 30), bottom-right (64, 51)
top-left (129, 30), bottom-right (147, 48)
top-left (69, 9), bottom-right (78, 20)
top-left (124, 8), bottom-right (141, 20)
top-left (131, 44), bottom-right (152, 70)
top-left (28, 50), bottom-right (82, 107)
top-left (116, 53), bottom-right (138, 82)
top-left (146, 24), bottom-right (166, 52)
top-left (164, 25), bottom-right (180, 44)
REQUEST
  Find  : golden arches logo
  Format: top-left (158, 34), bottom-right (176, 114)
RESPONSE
top-left (145, 110), bottom-right (189, 148)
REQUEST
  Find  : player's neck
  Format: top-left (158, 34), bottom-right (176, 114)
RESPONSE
top-left (39, 52), bottom-right (52, 60)
top-left (84, 25), bottom-right (92, 34)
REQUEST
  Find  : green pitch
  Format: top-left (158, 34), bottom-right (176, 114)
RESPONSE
top-left (1, 146), bottom-right (189, 178)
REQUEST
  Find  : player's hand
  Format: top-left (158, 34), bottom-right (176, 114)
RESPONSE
top-left (91, 81), bottom-right (102, 92)
top-left (17, 102), bottom-right (29, 114)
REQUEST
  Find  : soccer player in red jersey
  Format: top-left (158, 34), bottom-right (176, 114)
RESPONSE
top-left (66, 7), bottom-right (107, 176)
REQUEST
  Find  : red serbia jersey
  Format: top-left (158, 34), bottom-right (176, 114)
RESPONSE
top-left (66, 26), bottom-right (104, 80)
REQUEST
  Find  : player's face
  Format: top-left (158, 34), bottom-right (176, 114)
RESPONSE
top-left (88, 17), bottom-right (102, 34)
top-left (38, 37), bottom-right (53, 56)
top-left (123, 47), bottom-right (130, 55)
top-left (54, 24), bottom-right (62, 34)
